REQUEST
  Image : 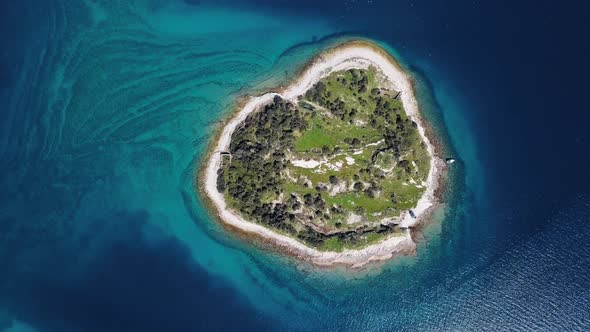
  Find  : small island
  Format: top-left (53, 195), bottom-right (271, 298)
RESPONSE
top-left (200, 41), bottom-right (443, 268)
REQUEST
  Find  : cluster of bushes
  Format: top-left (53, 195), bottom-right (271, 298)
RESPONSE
top-left (347, 68), bottom-right (369, 93)
top-left (304, 70), bottom-right (372, 123)
top-left (222, 96), bottom-right (307, 231)
top-left (368, 90), bottom-right (421, 175)
top-left (297, 223), bottom-right (398, 249)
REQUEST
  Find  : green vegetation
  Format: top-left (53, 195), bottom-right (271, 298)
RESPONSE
top-left (218, 67), bottom-right (430, 251)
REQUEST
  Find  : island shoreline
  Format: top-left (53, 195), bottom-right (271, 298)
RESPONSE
top-left (196, 40), bottom-right (445, 268)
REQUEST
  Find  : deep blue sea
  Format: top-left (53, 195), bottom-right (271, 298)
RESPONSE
top-left (1, 1), bottom-right (590, 331)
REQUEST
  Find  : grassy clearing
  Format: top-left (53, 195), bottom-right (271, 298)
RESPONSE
top-left (294, 113), bottom-right (382, 152)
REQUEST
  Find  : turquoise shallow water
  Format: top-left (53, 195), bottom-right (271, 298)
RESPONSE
top-left (2, 1), bottom-right (590, 331)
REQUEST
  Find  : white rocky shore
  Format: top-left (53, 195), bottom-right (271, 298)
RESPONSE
top-left (200, 41), bottom-right (443, 268)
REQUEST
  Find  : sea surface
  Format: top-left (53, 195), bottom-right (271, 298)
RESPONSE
top-left (1, 1), bottom-right (590, 331)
